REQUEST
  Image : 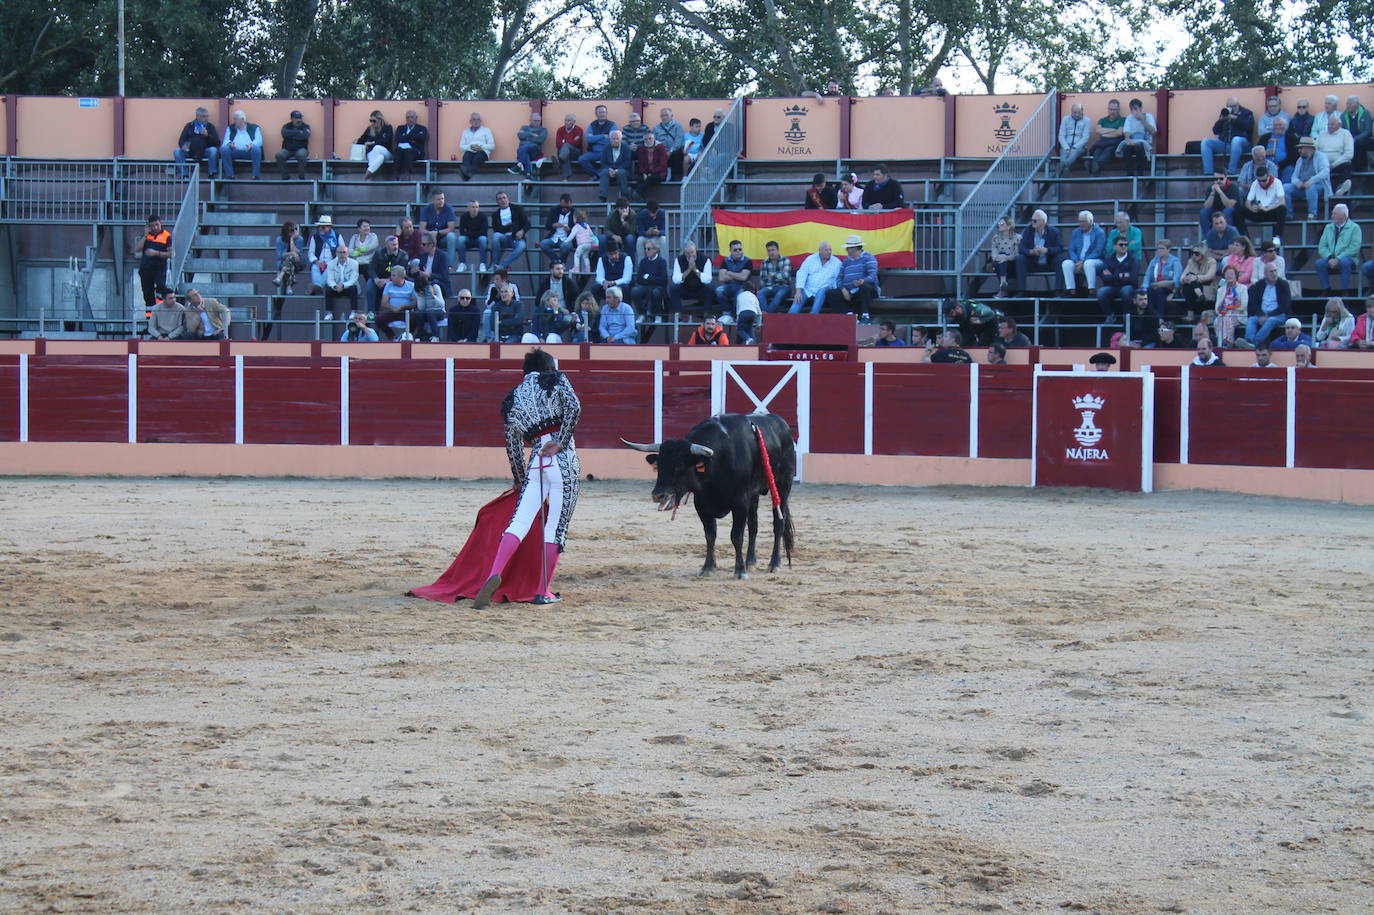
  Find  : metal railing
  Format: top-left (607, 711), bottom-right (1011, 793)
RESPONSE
top-left (0, 158), bottom-right (192, 224)
top-left (678, 96), bottom-right (745, 252)
top-left (952, 89), bottom-right (1058, 295)
top-left (167, 163), bottom-right (201, 291)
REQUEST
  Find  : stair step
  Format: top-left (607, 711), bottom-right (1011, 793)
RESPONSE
top-left (191, 235), bottom-right (271, 249)
top-left (186, 257), bottom-right (266, 272)
top-left (200, 211), bottom-right (280, 227)
top-left (192, 282), bottom-right (258, 296)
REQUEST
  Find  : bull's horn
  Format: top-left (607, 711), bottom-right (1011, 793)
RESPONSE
top-left (690, 443), bottom-right (715, 457)
top-left (621, 438), bottom-right (661, 452)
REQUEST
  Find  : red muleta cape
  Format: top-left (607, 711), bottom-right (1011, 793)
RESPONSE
top-left (408, 489), bottom-right (548, 604)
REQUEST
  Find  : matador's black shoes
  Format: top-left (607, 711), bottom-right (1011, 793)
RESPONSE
top-left (473, 574), bottom-right (501, 609)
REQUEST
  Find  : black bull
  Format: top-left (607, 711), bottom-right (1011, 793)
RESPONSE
top-left (623, 412), bottom-right (796, 578)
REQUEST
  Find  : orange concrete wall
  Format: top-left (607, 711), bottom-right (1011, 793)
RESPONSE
top-left (124, 98), bottom-right (218, 158)
top-left (435, 100), bottom-right (535, 162)
top-left (954, 93), bottom-right (1042, 158)
top-left (850, 97), bottom-right (945, 160)
top-left (332, 100), bottom-right (425, 159)
top-left (16, 96), bottom-right (115, 158)
top-left (745, 97), bottom-right (841, 161)
top-left (227, 98), bottom-right (329, 160)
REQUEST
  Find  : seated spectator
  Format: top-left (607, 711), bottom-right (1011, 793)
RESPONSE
top-left (368, 234), bottom-right (408, 311)
top-left (220, 109), bottom-right (264, 180)
top-left (825, 235), bottom-right (879, 317)
top-left (1251, 341), bottom-right (1275, 366)
top-left (410, 234), bottom-right (450, 340)
top-left (420, 191), bottom-right (459, 266)
top-left (571, 291), bottom-right (601, 343)
top-left (1348, 295), bottom-right (1374, 350)
top-left (182, 288), bottom-right (231, 341)
top-left (1204, 211), bottom-right (1239, 260)
top-left (1179, 243), bottom-right (1217, 322)
top-left (1221, 236), bottom-right (1257, 286)
top-left (446, 288), bottom-right (480, 342)
top-left (635, 199), bottom-right (665, 263)
top-left (1096, 236), bottom-right (1138, 323)
top-left (1289, 97), bottom-right (1315, 139)
top-left (173, 106), bottom-right (220, 178)
top-left (634, 132), bottom-right (669, 200)
top-left (348, 218), bottom-right (380, 285)
top-left (599, 286), bottom-right (638, 343)
top-left (989, 215), bottom-right (1018, 297)
top-left (687, 313), bottom-right (730, 345)
top-left (1213, 265), bottom-right (1247, 346)
top-left (804, 173), bottom-right (837, 209)
top-left (591, 239), bottom-right (633, 303)
top-left (1258, 95), bottom-right (1288, 137)
top-left (603, 198), bottom-right (637, 257)
top-left (1198, 170), bottom-right (1238, 239)
top-left (1344, 94), bottom-right (1372, 173)
top-left (481, 281), bottom-right (524, 342)
top-left (1104, 211), bottom-right (1142, 262)
top-left (1201, 97), bottom-right (1255, 176)
top-left (928, 330), bottom-right (972, 364)
top-left (275, 221), bottom-right (305, 295)
top-left (632, 239), bottom-right (670, 317)
top-left (1193, 335), bottom-right (1223, 366)
top-left (1087, 99), bottom-right (1125, 174)
top-left (275, 110), bottom-right (310, 180)
top-left (456, 199), bottom-right (490, 272)
top-left (836, 173), bottom-right (864, 209)
top-left (789, 241), bottom-right (841, 314)
top-left (1244, 261), bottom-right (1290, 346)
top-left (946, 299), bottom-right (1002, 347)
top-left (1257, 119), bottom-right (1296, 174)
top-left (918, 77), bottom-right (948, 98)
top-left (323, 243), bottom-right (360, 320)
top-left (1315, 297), bottom-right (1354, 349)
top-left (340, 310), bottom-right (379, 342)
top-left (553, 113), bottom-right (584, 180)
top-left (670, 241), bottom-right (711, 313)
top-left (1294, 343), bottom-right (1314, 367)
top-left (1126, 289), bottom-right (1160, 346)
top-left (758, 241), bottom-right (794, 313)
top-left (1057, 102), bottom-right (1091, 175)
top-left (393, 110), bottom-right (429, 180)
top-left (597, 130), bottom-right (633, 201)
top-left (458, 112), bottom-right (495, 181)
top-left (510, 111), bottom-right (548, 180)
top-left (1236, 145), bottom-right (1272, 198)
top-left (357, 110), bottom-right (393, 180)
top-left (483, 267), bottom-right (522, 312)
top-left (1255, 239), bottom-right (1286, 279)
top-left (1014, 209), bottom-right (1063, 294)
top-left (1061, 210), bottom-right (1105, 296)
top-left (1151, 320), bottom-right (1188, 349)
top-left (526, 290), bottom-right (578, 343)
top-left (682, 118), bottom-right (706, 172)
top-left (1315, 114), bottom-right (1355, 197)
top-left (1143, 239), bottom-right (1182, 318)
top-left (539, 193), bottom-right (575, 266)
top-left (535, 261), bottom-right (580, 316)
top-left (713, 239), bottom-right (754, 314)
top-left (1285, 137), bottom-right (1332, 223)
top-left (307, 214), bottom-right (340, 293)
top-left (397, 216), bottom-right (423, 261)
top-left (654, 107), bottom-right (687, 179)
top-left (375, 265), bottom-right (418, 341)
top-left (569, 211), bottom-right (598, 276)
top-left (1116, 98), bottom-right (1156, 175)
top-left (1269, 317), bottom-right (1313, 350)
top-left (1234, 164), bottom-right (1287, 239)
top-left (148, 291), bottom-right (186, 340)
top-left (861, 165), bottom-right (905, 210)
top-left (578, 105), bottom-right (619, 177)
top-left (1365, 259), bottom-right (1374, 299)
top-left (490, 190), bottom-right (530, 270)
top-left (986, 341), bottom-right (1007, 363)
top-left (1315, 204), bottom-right (1362, 295)
top-left (874, 321), bottom-right (908, 346)
top-left (996, 317), bottom-right (1030, 347)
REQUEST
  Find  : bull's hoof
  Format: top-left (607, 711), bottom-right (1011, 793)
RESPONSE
top-left (735, 570), bottom-right (749, 580)
top-left (698, 566), bottom-right (715, 576)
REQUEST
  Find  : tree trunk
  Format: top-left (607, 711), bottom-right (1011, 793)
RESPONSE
top-left (278, 0), bottom-right (319, 97)
top-left (898, 0), bottom-right (912, 95)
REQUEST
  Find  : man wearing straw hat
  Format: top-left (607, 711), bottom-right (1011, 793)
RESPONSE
top-left (824, 234), bottom-right (879, 319)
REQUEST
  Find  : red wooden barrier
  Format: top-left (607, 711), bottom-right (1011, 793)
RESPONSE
top-left (1187, 368), bottom-right (1286, 467)
top-left (29, 355), bottom-right (127, 443)
top-left (0, 356), bottom-right (20, 442)
top-left (872, 365), bottom-right (969, 457)
top-left (977, 365), bottom-right (1033, 459)
top-left (1294, 370), bottom-right (1374, 471)
top-left (242, 357), bottom-right (341, 446)
top-left (138, 356), bottom-right (235, 444)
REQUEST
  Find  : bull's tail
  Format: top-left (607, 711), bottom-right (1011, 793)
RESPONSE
top-left (782, 502), bottom-right (796, 567)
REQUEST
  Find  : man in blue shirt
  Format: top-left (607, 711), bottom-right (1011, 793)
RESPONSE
top-left (1268, 316), bottom-right (1312, 351)
top-left (713, 240), bottom-right (754, 314)
top-left (599, 287), bottom-right (637, 343)
top-left (1203, 212), bottom-right (1239, 261)
top-left (577, 104), bottom-right (618, 178)
top-left (377, 266), bottom-right (419, 340)
top-left (824, 234), bottom-right (879, 317)
top-left (419, 190), bottom-right (458, 267)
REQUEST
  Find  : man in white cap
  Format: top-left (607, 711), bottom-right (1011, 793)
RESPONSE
top-left (824, 234), bottom-right (879, 319)
top-left (1269, 317), bottom-right (1313, 351)
top-left (307, 215), bottom-right (340, 293)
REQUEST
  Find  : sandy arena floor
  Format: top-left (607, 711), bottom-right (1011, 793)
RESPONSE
top-left (0, 477), bottom-right (1371, 913)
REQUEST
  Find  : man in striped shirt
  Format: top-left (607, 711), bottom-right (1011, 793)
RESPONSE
top-left (823, 234), bottom-right (879, 318)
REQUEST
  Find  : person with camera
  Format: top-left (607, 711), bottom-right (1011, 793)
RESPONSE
top-left (340, 311), bottom-right (379, 342)
top-left (1200, 97), bottom-right (1256, 176)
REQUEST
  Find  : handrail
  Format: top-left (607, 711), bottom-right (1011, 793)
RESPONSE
top-left (678, 96), bottom-right (745, 253)
top-left (168, 163), bottom-right (200, 293)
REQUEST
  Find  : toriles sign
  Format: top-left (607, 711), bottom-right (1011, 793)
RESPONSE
top-left (1033, 369), bottom-right (1154, 492)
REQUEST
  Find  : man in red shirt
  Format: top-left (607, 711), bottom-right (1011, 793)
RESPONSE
top-left (553, 113), bottom-right (584, 180)
top-left (635, 133), bottom-right (669, 200)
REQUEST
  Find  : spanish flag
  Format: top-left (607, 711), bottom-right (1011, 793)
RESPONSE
top-left (712, 209), bottom-right (915, 268)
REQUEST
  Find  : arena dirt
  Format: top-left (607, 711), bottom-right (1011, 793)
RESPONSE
top-left (0, 477), bottom-right (1370, 913)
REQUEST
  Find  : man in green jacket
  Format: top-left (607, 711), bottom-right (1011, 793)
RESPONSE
top-left (1314, 203), bottom-right (1363, 295)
